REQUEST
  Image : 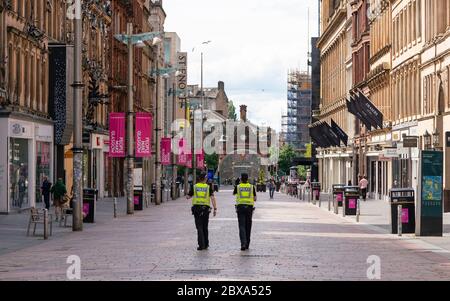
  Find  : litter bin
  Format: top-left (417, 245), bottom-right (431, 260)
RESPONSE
top-left (134, 186), bottom-right (143, 211)
top-left (389, 188), bottom-right (416, 234)
top-left (344, 186), bottom-right (359, 216)
top-left (333, 184), bottom-right (345, 207)
top-left (83, 188), bottom-right (97, 223)
top-left (312, 182), bottom-right (321, 201)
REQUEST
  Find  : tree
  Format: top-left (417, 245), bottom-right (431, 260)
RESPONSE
top-left (228, 100), bottom-right (237, 121)
top-left (205, 153), bottom-right (219, 171)
top-left (278, 144), bottom-right (297, 175)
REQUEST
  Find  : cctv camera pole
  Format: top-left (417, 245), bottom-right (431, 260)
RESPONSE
top-left (72, 0), bottom-right (84, 231)
top-left (126, 22), bottom-right (135, 214)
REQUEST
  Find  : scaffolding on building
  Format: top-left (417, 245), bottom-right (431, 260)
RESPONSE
top-left (285, 69), bottom-right (312, 152)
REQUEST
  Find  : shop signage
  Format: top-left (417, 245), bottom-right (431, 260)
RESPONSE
top-left (135, 113), bottom-right (152, 158)
top-left (161, 138), bottom-right (172, 166)
top-left (383, 148), bottom-right (398, 158)
top-left (418, 150), bottom-right (444, 236)
top-left (35, 125), bottom-right (53, 142)
top-left (446, 132), bottom-right (450, 148)
top-left (403, 136), bottom-right (418, 148)
top-left (9, 120), bottom-right (33, 139)
top-left (91, 134), bottom-right (105, 150)
top-left (109, 113), bottom-right (126, 158)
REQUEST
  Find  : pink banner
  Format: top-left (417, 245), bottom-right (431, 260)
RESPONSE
top-left (186, 154), bottom-right (192, 168)
top-left (177, 138), bottom-right (187, 166)
top-left (161, 138), bottom-right (172, 166)
top-left (109, 113), bottom-right (126, 158)
top-left (196, 150), bottom-right (205, 169)
top-left (135, 113), bottom-right (152, 158)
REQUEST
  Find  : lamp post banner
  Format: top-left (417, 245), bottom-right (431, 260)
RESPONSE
top-left (196, 150), bottom-right (205, 169)
top-left (135, 113), bottom-right (152, 158)
top-left (161, 138), bottom-right (172, 166)
top-left (186, 154), bottom-right (192, 168)
top-left (178, 138), bottom-right (187, 165)
top-left (109, 113), bottom-right (126, 158)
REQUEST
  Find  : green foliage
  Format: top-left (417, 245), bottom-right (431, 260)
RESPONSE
top-left (228, 101), bottom-right (237, 121)
top-left (297, 165), bottom-right (308, 180)
top-left (205, 153), bottom-right (219, 171)
top-left (258, 169), bottom-right (266, 184)
top-left (278, 144), bottom-right (297, 174)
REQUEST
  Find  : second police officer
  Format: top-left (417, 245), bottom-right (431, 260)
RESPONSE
top-left (187, 173), bottom-right (217, 251)
top-left (233, 173), bottom-right (257, 251)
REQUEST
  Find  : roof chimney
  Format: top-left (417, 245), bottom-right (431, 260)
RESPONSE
top-left (218, 81), bottom-right (224, 91)
top-left (240, 105), bottom-right (247, 122)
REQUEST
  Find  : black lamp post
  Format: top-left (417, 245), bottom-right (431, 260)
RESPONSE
top-left (432, 129), bottom-right (440, 149)
top-left (424, 130), bottom-right (432, 150)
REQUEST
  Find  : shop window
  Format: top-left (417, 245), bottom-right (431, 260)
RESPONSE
top-left (9, 138), bottom-right (29, 209)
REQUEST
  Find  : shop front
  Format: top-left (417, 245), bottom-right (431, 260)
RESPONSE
top-left (391, 122), bottom-right (420, 196)
top-left (83, 133), bottom-right (109, 199)
top-left (0, 117), bottom-right (53, 213)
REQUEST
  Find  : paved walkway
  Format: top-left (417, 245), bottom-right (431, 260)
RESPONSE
top-left (1, 188), bottom-right (450, 280)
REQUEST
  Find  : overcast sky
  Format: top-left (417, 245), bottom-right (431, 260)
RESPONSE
top-left (164, 0), bottom-right (319, 132)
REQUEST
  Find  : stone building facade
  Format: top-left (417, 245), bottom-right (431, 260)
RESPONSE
top-left (316, 0), bottom-right (355, 192)
top-left (0, 0), bottom-right (66, 212)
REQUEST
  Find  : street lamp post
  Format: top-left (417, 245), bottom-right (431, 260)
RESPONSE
top-left (126, 23), bottom-right (134, 215)
top-left (72, 0), bottom-right (84, 231)
top-left (115, 28), bottom-right (163, 211)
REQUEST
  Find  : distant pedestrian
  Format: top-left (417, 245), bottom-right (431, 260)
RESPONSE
top-left (186, 173), bottom-right (217, 251)
top-left (41, 177), bottom-right (52, 210)
top-left (268, 178), bottom-right (275, 199)
top-left (51, 178), bottom-right (67, 221)
top-left (17, 176), bottom-right (27, 210)
top-left (233, 173), bottom-right (257, 251)
top-left (359, 175), bottom-right (368, 201)
top-left (348, 180), bottom-right (352, 186)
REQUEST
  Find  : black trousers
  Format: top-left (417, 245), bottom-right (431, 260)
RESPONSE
top-left (269, 188), bottom-right (275, 199)
top-left (236, 205), bottom-right (254, 248)
top-left (193, 206), bottom-right (210, 248)
top-left (43, 194), bottom-right (50, 210)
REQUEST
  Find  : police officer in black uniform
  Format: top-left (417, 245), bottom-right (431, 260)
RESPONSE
top-left (233, 173), bottom-right (257, 251)
top-left (186, 173), bottom-right (217, 251)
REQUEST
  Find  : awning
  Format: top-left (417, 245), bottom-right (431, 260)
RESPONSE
top-left (357, 89), bottom-right (383, 129)
top-left (309, 121), bottom-right (340, 148)
top-left (346, 90), bottom-right (384, 131)
top-left (331, 119), bottom-right (348, 146)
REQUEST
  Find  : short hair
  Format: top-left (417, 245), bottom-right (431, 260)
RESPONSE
top-left (198, 173), bottom-right (207, 181)
top-left (241, 173), bottom-right (249, 183)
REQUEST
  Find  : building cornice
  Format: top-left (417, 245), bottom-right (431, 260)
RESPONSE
top-left (317, 8), bottom-right (347, 50)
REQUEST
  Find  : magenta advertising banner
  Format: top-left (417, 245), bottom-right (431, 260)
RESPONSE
top-left (196, 150), bottom-right (205, 169)
top-left (161, 138), bottom-right (172, 166)
top-left (109, 113), bottom-right (126, 158)
top-left (135, 113), bottom-right (152, 158)
top-left (186, 154), bottom-right (192, 168)
top-left (178, 138), bottom-right (187, 166)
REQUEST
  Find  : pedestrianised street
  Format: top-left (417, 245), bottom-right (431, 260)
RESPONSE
top-left (1, 189), bottom-right (450, 281)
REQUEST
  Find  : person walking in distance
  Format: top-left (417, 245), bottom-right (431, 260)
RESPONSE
top-left (186, 173), bottom-right (217, 251)
top-left (41, 176), bottom-right (52, 210)
top-left (359, 175), bottom-right (369, 202)
top-left (233, 173), bottom-right (257, 251)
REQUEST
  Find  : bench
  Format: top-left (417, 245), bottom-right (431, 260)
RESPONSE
top-left (27, 208), bottom-right (53, 237)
